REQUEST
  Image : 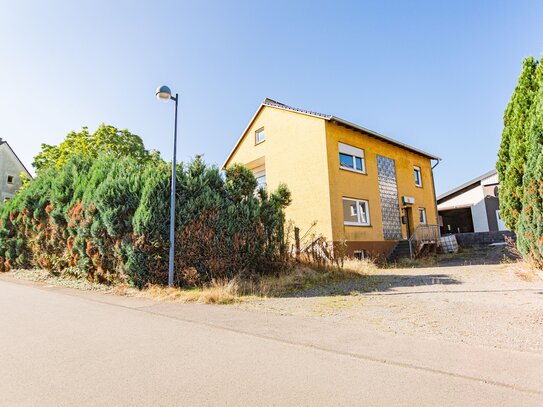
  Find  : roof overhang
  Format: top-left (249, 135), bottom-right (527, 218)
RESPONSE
top-left (437, 169), bottom-right (497, 202)
top-left (329, 116), bottom-right (441, 160)
top-left (222, 98), bottom-right (441, 168)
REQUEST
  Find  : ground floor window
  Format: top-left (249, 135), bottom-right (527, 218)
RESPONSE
top-left (343, 197), bottom-right (370, 226)
top-left (419, 208), bottom-right (427, 224)
top-left (254, 170), bottom-right (266, 190)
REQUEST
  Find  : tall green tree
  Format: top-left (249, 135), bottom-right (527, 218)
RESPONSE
top-left (497, 57), bottom-right (539, 231)
top-left (517, 59), bottom-right (543, 267)
top-left (32, 124), bottom-right (159, 171)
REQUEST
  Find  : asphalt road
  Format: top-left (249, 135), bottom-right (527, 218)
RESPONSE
top-left (1, 278), bottom-right (542, 406)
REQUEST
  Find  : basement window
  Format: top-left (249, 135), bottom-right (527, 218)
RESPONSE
top-left (353, 250), bottom-right (365, 260)
top-left (343, 197), bottom-right (370, 226)
top-left (7, 175), bottom-right (14, 184)
top-left (255, 128), bottom-right (265, 144)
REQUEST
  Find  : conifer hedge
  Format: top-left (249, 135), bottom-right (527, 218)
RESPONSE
top-left (0, 155), bottom-right (291, 287)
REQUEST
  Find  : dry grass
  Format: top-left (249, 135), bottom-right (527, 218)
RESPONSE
top-left (392, 255), bottom-right (438, 269)
top-left (6, 258), bottom-right (379, 305)
top-left (342, 258), bottom-right (379, 275)
top-left (136, 263), bottom-right (369, 304)
top-left (128, 280), bottom-right (243, 304)
top-left (510, 262), bottom-right (542, 282)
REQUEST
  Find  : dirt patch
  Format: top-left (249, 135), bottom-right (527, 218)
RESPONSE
top-left (236, 260), bottom-right (543, 354)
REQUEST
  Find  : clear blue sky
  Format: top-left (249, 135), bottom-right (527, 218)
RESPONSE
top-left (1, 1), bottom-right (542, 194)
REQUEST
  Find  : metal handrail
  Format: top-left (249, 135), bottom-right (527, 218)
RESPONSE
top-left (408, 224), bottom-right (440, 259)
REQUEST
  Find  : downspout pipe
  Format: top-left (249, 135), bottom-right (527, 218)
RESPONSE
top-left (431, 158), bottom-right (441, 236)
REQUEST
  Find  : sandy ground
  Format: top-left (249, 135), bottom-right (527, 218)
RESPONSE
top-left (236, 259), bottom-right (543, 354)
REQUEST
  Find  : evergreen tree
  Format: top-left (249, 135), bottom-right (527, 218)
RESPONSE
top-left (517, 59), bottom-right (543, 267)
top-left (497, 57), bottom-right (539, 231)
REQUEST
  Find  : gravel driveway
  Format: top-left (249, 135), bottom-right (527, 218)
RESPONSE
top-left (236, 259), bottom-right (543, 354)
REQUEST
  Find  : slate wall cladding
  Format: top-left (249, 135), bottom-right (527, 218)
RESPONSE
top-left (376, 155), bottom-right (402, 240)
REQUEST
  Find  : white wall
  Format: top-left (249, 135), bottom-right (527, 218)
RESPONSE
top-left (438, 184), bottom-right (484, 211)
top-left (471, 198), bottom-right (489, 232)
top-left (0, 143), bottom-right (29, 201)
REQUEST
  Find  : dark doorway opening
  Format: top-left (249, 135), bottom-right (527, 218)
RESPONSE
top-left (440, 208), bottom-right (474, 234)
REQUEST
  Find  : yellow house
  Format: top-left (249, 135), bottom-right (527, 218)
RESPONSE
top-left (223, 99), bottom-right (441, 259)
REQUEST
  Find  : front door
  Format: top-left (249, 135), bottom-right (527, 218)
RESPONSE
top-left (403, 206), bottom-right (413, 238)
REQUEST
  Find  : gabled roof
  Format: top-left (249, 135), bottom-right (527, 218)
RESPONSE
top-left (0, 138), bottom-right (33, 178)
top-left (437, 169), bottom-right (497, 202)
top-left (223, 98), bottom-right (440, 167)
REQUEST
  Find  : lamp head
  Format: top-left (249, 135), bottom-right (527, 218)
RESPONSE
top-left (156, 85), bottom-right (172, 100)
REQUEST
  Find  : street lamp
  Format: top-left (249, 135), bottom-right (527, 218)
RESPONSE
top-left (156, 85), bottom-right (178, 287)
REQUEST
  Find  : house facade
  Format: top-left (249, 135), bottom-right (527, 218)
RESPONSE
top-left (437, 169), bottom-right (507, 234)
top-left (0, 138), bottom-right (32, 202)
top-left (224, 99), bottom-right (440, 257)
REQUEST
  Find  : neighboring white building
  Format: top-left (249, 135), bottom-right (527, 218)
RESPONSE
top-left (437, 169), bottom-right (507, 234)
top-left (0, 138), bottom-right (32, 202)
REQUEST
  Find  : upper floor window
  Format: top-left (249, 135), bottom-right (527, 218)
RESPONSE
top-left (343, 197), bottom-right (370, 226)
top-left (255, 128), bottom-right (265, 144)
top-left (338, 142), bottom-right (365, 174)
top-left (7, 175), bottom-right (14, 184)
top-left (414, 166), bottom-right (422, 187)
top-left (419, 208), bottom-right (427, 224)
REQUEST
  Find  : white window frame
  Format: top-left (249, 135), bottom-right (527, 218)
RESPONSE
top-left (343, 197), bottom-right (370, 226)
top-left (338, 142), bottom-right (366, 174)
top-left (255, 127), bottom-right (265, 144)
top-left (414, 166), bottom-right (422, 187)
top-left (254, 170), bottom-right (266, 190)
top-left (418, 208), bottom-right (427, 225)
top-left (353, 250), bottom-right (365, 260)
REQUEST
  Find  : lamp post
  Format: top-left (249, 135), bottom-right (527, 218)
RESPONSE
top-left (156, 85), bottom-right (178, 287)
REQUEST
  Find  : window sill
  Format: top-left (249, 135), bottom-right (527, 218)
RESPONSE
top-left (415, 184), bottom-right (423, 188)
top-left (255, 140), bottom-right (265, 146)
top-left (344, 222), bottom-right (371, 227)
top-left (340, 167), bottom-right (366, 175)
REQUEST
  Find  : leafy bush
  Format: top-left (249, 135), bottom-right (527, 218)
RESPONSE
top-left (0, 155), bottom-right (291, 287)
